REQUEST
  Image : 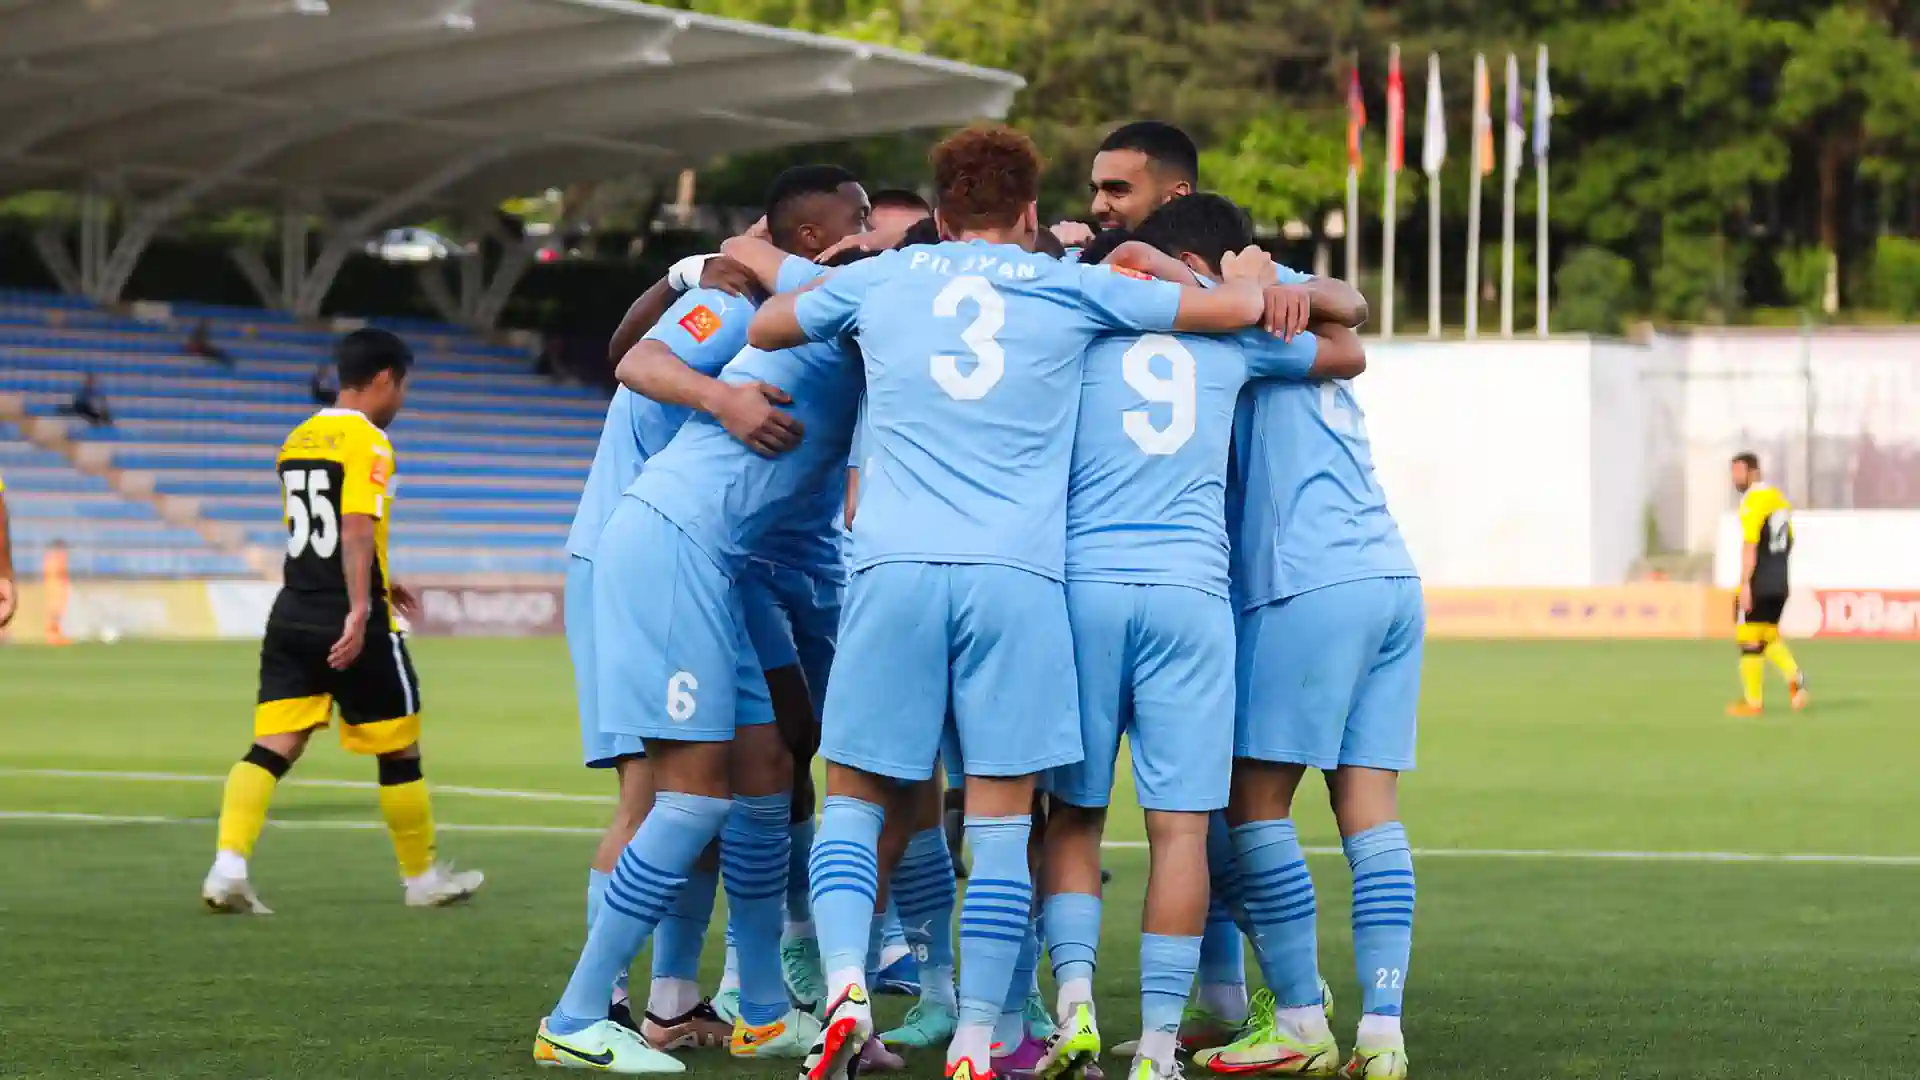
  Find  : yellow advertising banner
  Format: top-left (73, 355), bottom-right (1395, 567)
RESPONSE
top-left (2, 580), bottom-right (219, 645)
top-left (1424, 584), bottom-right (1736, 639)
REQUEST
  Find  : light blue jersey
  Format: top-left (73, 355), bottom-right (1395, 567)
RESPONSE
top-left (1066, 327), bottom-right (1320, 599)
top-left (564, 286), bottom-right (755, 559)
top-left (628, 339), bottom-right (864, 578)
top-left (1229, 378), bottom-right (1417, 611)
top-left (792, 240), bottom-right (1183, 580)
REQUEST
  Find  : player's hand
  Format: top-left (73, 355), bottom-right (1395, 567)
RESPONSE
top-left (1050, 221), bottom-right (1096, 249)
top-left (390, 582), bottom-right (420, 622)
top-left (712, 381), bottom-right (804, 456)
top-left (1262, 284), bottom-right (1313, 340)
top-left (814, 224), bottom-right (909, 264)
top-left (1739, 585), bottom-right (1754, 615)
top-left (329, 609), bottom-right (368, 671)
top-left (1220, 244), bottom-right (1276, 285)
top-left (0, 576), bottom-right (14, 629)
top-left (742, 216), bottom-right (770, 241)
top-left (698, 256), bottom-right (762, 299)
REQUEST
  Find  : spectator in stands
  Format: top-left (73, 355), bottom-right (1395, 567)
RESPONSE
top-left (187, 318), bottom-right (234, 367)
top-left (310, 361), bottom-right (339, 406)
top-left (57, 373), bottom-right (112, 427)
top-left (0, 470), bottom-right (13, 629)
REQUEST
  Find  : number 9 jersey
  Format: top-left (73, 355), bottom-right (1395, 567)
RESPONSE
top-left (274, 407), bottom-right (397, 633)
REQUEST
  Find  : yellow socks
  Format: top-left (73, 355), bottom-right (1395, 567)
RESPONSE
top-left (1739, 653), bottom-right (1765, 705)
top-left (377, 756), bottom-right (436, 879)
top-left (216, 747), bottom-right (289, 860)
top-left (1764, 640), bottom-right (1801, 684)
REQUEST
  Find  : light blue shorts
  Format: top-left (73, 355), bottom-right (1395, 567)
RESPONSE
top-left (567, 554), bottom-right (644, 768)
top-left (1049, 581), bottom-right (1234, 812)
top-left (592, 499), bottom-right (774, 744)
top-left (1235, 576), bottom-right (1424, 771)
top-left (822, 561), bottom-right (1081, 782)
top-left (738, 557), bottom-right (843, 724)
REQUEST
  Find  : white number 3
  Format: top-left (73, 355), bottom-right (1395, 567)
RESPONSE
top-left (666, 671), bottom-right (699, 722)
top-left (1122, 334), bottom-right (1197, 455)
top-left (930, 276), bottom-right (1005, 401)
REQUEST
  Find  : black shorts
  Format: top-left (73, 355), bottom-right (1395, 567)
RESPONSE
top-left (1739, 591), bottom-right (1788, 627)
top-left (253, 616), bottom-right (422, 754)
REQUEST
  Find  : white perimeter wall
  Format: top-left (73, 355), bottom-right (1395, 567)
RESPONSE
top-left (1354, 339), bottom-right (1653, 587)
top-left (1364, 327), bottom-right (1920, 587)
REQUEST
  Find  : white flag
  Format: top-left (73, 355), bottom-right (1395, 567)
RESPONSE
top-left (1422, 53), bottom-right (1446, 175)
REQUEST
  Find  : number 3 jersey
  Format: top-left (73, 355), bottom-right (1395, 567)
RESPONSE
top-left (793, 239), bottom-right (1182, 580)
top-left (1066, 328), bottom-right (1322, 601)
top-left (274, 407), bottom-right (396, 632)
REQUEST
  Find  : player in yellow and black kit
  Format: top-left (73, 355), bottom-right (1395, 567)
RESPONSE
top-left (202, 329), bottom-right (483, 913)
top-left (1727, 452), bottom-right (1809, 716)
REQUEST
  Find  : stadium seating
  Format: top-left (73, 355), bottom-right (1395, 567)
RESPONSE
top-left (0, 289), bottom-right (599, 580)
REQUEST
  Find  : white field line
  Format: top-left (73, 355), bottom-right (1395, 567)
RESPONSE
top-left (0, 767), bottom-right (1917, 867)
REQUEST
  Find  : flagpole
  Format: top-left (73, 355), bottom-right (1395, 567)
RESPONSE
top-left (1382, 45), bottom-right (1401, 339)
top-left (1346, 167), bottom-right (1360, 287)
top-left (1424, 52), bottom-right (1444, 339)
top-left (1535, 44), bottom-right (1551, 337)
top-left (1500, 52), bottom-right (1518, 339)
top-left (1465, 53), bottom-right (1486, 339)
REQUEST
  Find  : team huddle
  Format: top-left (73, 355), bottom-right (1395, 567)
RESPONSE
top-left (203, 119), bottom-right (1425, 1080)
top-left (544, 120), bottom-right (1421, 1080)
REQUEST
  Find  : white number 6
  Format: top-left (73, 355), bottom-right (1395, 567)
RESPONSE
top-left (1121, 334), bottom-right (1197, 455)
top-left (666, 671), bottom-right (699, 722)
top-left (930, 276), bottom-right (1005, 401)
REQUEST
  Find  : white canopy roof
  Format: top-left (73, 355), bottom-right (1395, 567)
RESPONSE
top-left (0, 0), bottom-right (1025, 211)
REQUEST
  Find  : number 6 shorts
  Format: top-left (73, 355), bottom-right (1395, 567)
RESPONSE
top-left (592, 496), bottom-right (774, 744)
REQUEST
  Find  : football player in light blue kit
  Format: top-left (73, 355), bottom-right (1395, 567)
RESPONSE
top-left (721, 192), bottom-right (940, 1025)
top-left (748, 124), bottom-right (1276, 1080)
top-left (557, 166), bottom-right (870, 1062)
top-left (1037, 194), bottom-right (1368, 1080)
top-left (535, 243), bottom-right (881, 1073)
top-left (1200, 304), bottom-right (1422, 1080)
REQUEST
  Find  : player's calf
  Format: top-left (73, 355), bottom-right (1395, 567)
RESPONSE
top-left (204, 739), bottom-right (305, 915)
top-left (1328, 770), bottom-right (1412, 1075)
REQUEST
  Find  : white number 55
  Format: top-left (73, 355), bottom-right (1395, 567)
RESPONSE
top-left (931, 276), bottom-right (1005, 401)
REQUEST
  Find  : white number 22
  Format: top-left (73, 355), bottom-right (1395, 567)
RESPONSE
top-left (1121, 334), bottom-right (1197, 455)
top-left (283, 468), bottom-right (338, 559)
top-left (930, 276), bottom-right (1005, 401)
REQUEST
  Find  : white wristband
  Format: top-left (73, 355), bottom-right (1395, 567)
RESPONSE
top-left (667, 253), bottom-right (717, 291)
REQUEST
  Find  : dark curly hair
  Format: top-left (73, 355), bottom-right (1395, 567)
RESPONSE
top-left (930, 124), bottom-right (1042, 232)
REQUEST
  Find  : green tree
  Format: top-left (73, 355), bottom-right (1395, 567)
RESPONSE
top-left (1774, 5), bottom-right (1920, 302)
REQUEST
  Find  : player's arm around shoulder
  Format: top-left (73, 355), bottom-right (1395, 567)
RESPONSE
top-left (748, 251), bottom-right (884, 352)
top-left (1305, 322), bottom-right (1366, 379)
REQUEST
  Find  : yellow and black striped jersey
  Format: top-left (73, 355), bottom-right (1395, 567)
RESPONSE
top-left (1738, 482), bottom-right (1792, 595)
top-left (273, 408), bottom-right (396, 631)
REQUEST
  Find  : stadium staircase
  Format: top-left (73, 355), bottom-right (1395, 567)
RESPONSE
top-left (0, 289), bottom-right (599, 582)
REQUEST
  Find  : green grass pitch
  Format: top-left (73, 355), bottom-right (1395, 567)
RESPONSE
top-left (2, 638), bottom-right (1917, 1079)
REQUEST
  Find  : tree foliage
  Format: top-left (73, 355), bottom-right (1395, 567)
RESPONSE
top-left (662, 1), bottom-right (1919, 315)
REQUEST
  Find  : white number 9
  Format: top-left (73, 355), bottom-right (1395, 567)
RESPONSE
top-left (1121, 334), bottom-right (1197, 455)
top-left (930, 276), bottom-right (1005, 401)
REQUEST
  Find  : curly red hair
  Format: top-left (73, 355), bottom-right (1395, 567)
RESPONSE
top-left (930, 124), bottom-right (1043, 232)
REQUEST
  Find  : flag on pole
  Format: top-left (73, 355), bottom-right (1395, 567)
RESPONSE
top-left (1533, 45), bottom-right (1552, 160)
top-left (1347, 63), bottom-right (1367, 172)
top-left (1422, 53), bottom-right (1446, 175)
top-left (1473, 56), bottom-right (1494, 175)
top-left (1386, 48), bottom-right (1405, 173)
top-left (1504, 52), bottom-right (1526, 176)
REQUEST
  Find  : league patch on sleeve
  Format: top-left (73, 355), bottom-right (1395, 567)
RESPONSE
top-left (679, 305), bottom-right (723, 342)
top-left (369, 453), bottom-right (390, 489)
top-left (1110, 266), bottom-right (1152, 281)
